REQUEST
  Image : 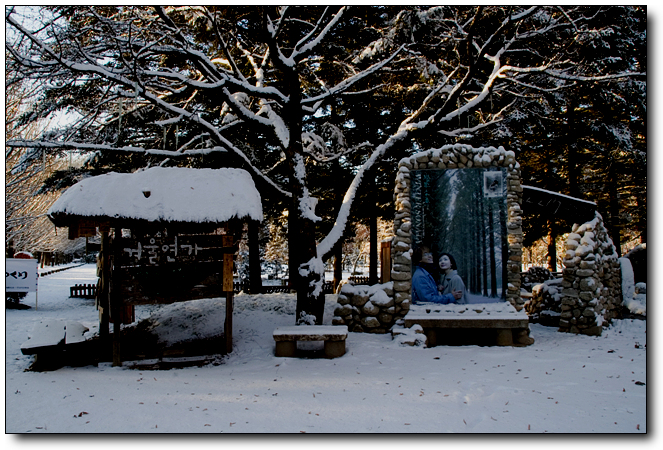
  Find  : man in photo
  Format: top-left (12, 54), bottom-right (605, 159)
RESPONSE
top-left (411, 246), bottom-right (462, 304)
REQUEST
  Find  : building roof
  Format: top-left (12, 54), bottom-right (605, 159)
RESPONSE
top-left (48, 167), bottom-right (263, 227)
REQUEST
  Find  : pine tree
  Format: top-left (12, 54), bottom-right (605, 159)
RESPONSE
top-left (6, 6), bottom-right (644, 323)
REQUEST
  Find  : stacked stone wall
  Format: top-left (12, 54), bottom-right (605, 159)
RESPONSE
top-left (332, 282), bottom-right (396, 333)
top-left (559, 212), bottom-right (622, 336)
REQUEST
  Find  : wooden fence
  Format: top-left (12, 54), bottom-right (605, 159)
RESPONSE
top-left (70, 280), bottom-right (335, 300)
top-left (70, 283), bottom-right (97, 299)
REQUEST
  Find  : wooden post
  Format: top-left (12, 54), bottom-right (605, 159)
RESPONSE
top-left (111, 230), bottom-right (123, 367)
top-left (369, 207), bottom-right (378, 285)
top-left (99, 231), bottom-right (111, 350)
top-left (380, 240), bottom-right (392, 284)
top-left (223, 235), bottom-right (234, 354)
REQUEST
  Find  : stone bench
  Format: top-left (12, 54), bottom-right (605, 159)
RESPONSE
top-left (404, 302), bottom-right (533, 347)
top-left (273, 325), bottom-right (348, 358)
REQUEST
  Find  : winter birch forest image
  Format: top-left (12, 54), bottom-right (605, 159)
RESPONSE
top-left (5, 6), bottom-right (647, 435)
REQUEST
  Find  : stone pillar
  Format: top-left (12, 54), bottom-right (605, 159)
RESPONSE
top-left (558, 212), bottom-right (621, 336)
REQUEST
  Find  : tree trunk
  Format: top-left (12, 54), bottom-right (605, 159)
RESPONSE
top-left (566, 98), bottom-right (581, 199)
top-left (499, 193), bottom-right (509, 299)
top-left (608, 161), bottom-right (622, 256)
top-left (546, 219), bottom-right (557, 272)
top-left (369, 204), bottom-right (378, 286)
top-left (290, 198), bottom-right (323, 324)
top-left (333, 242), bottom-right (343, 291)
top-left (481, 191), bottom-right (489, 297)
top-left (282, 73), bottom-right (324, 325)
top-left (248, 220), bottom-right (262, 294)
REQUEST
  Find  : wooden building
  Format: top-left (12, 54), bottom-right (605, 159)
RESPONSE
top-left (47, 167), bottom-right (263, 366)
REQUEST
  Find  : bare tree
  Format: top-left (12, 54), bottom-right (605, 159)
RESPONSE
top-left (5, 6), bottom-right (643, 323)
top-left (5, 74), bottom-right (80, 256)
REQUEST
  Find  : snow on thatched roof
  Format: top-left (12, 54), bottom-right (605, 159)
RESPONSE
top-left (48, 167), bottom-right (263, 226)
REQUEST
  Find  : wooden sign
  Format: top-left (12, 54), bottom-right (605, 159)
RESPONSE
top-left (117, 232), bottom-right (235, 305)
top-left (120, 234), bottom-right (230, 266)
top-left (522, 185), bottom-right (597, 223)
top-left (5, 258), bottom-right (38, 293)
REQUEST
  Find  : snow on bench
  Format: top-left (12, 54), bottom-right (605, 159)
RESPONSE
top-left (404, 302), bottom-right (532, 346)
top-left (65, 322), bottom-right (89, 345)
top-left (273, 325), bottom-right (348, 358)
top-left (21, 320), bottom-right (89, 355)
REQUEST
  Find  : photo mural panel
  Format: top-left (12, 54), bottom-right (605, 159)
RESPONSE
top-left (411, 168), bottom-right (508, 302)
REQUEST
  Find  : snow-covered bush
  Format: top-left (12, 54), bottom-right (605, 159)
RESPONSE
top-left (619, 256), bottom-right (646, 316)
top-left (624, 283), bottom-right (647, 316)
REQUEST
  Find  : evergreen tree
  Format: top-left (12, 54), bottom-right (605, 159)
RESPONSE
top-left (6, 6), bottom-right (644, 322)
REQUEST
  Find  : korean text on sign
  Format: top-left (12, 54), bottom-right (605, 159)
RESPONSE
top-left (5, 258), bottom-right (39, 293)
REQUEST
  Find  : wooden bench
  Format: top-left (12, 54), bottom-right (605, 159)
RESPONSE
top-left (404, 303), bottom-right (533, 347)
top-left (273, 325), bottom-right (348, 358)
top-left (21, 320), bottom-right (90, 369)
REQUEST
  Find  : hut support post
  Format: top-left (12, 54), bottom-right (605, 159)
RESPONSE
top-left (223, 236), bottom-right (234, 354)
top-left (111, 231), bottom-right (123, 367)
top-left (99, 231), bottom-right (111, 349)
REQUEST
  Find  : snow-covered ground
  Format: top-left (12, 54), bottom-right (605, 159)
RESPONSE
top-left (4, 264), bottom-right (649, 436)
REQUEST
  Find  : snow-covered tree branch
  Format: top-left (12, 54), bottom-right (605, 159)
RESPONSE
top-left (6, 5), bottom-right (645, 323)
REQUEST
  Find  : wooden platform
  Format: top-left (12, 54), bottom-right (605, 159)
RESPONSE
top-left (404, 302), bottom-right (533, 347)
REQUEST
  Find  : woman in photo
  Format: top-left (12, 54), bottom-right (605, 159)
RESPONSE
top-left (438, 253), bottom-right (468, 304)
top-left (411, 246), bottom-right (462, 304)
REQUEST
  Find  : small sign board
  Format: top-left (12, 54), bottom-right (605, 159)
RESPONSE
top-left (5, 258), bottom-right (39, 293)
top-left (117, 232), bottom-right (234, 305)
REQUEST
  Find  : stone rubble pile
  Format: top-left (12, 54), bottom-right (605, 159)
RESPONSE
top-left (391, 321), bottom-right (426, 347)
top-left (521, 266), bottom-right (556, 292)
top-left (525, 278), bottom-right (563, 327)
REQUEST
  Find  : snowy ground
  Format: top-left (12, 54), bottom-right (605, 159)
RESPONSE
top-left (4, 264), bottom-right (650, 438)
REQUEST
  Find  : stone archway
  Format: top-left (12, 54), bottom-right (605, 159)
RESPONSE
top-left (335, 144), bottom-right (621, 337)
top-left (390, 144), bottom-right (525, 320)
top-left (333, 144), bottom-right (525, 333)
